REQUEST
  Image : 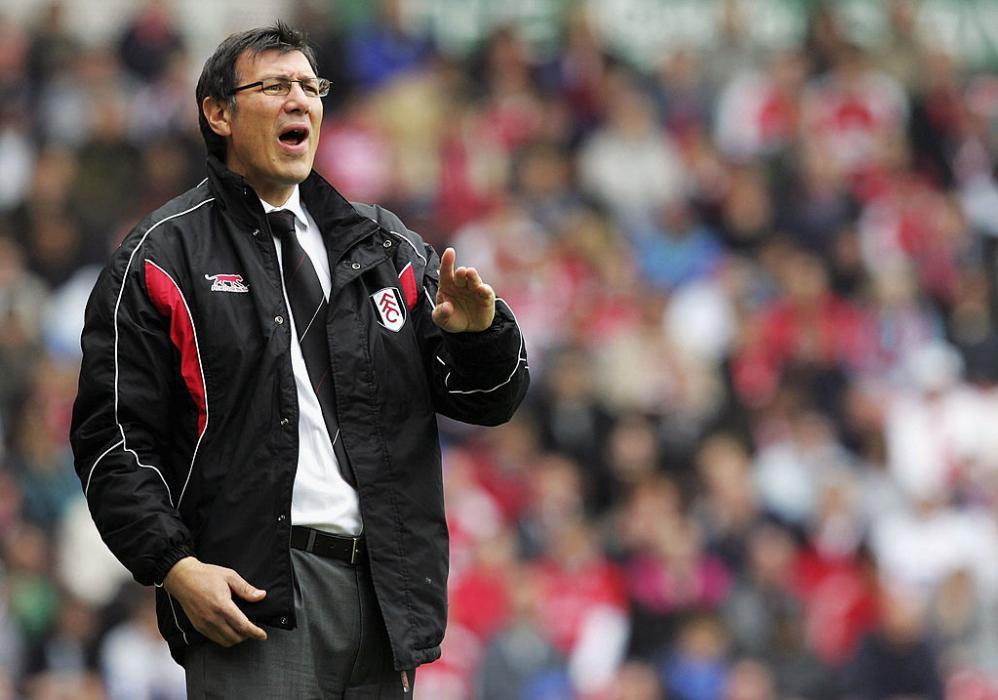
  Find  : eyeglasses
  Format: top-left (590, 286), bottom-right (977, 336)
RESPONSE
top-left (232, 77), bottom-right (331, 98)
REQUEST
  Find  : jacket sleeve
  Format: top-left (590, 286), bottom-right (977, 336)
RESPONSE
top-left (413, 242), bottom-right (530, 426)
top-left (70, 244), bottom-right (194, 587)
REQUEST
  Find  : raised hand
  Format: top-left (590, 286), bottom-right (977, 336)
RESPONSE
top-left (431, 247), bottom-right (496, 333)
top-left (163, 556), bottom-right (268, 647)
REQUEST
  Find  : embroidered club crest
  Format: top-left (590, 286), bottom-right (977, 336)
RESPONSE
top-left (205, 273), bottom-right (249, 293)
top-left (371, 287), bottom-right (406, 332)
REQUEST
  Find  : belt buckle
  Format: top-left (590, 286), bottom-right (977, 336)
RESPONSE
top-left (350, 537), bottom-right (359, 564)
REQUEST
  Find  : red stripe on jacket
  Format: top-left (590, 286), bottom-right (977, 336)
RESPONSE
top-left (399, 262), bottom-right (418, 310)
top-left (144, 260), bottom-right (207, 436)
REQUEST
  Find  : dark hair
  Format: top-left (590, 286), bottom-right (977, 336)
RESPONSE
top-left (195, 21), bottom-right (318, 160)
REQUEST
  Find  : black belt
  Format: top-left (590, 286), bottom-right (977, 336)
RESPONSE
top-left (290, 526), bottom-right (365, 565)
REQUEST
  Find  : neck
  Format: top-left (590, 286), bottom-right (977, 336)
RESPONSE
top-left (221, 157), bottom-right (296, 207)
top-left (253, 183), bottom-right (294, 208)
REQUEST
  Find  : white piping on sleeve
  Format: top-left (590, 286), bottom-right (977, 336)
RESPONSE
top-left (84, 438), bottom-right (125, 497)
top-left (144, 259), bottom-right (210, 508)
top-left (166, 594), bottom-right (190, 645)
top-left (112, 198), bottom-right (214, 507)
top-left (443, 298), bottom-right (528, 395)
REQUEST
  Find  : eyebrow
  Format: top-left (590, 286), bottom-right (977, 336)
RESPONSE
top-left (256, 74), bottom-right (319, 82)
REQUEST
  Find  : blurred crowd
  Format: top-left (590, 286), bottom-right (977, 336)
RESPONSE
top-left (4, 0), bottom-right (998, 698)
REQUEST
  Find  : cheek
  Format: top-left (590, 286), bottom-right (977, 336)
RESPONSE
top-left (235, 121), bottom-right (268, 153)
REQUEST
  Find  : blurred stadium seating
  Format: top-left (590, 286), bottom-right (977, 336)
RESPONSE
top-left (4, 0), bottom-right (998, 698)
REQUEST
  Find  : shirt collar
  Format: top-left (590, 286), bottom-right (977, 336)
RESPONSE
top-left (258, 186), bottom-right (308, 231)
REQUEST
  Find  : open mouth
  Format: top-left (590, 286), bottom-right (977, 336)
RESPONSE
top-left (278, 126), bottom-right (308, 146)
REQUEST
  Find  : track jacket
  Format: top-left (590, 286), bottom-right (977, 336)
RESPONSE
top-left (70, 155), bottom-right (529, 668)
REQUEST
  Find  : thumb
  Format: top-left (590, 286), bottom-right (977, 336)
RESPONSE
top-left (432, 300), bottom-right (453, 324)
top-left (226, 571), bottom-right (266, 601)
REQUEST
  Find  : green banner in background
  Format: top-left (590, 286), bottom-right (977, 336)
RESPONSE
top-left (331, 0), bottom-right (998, 70)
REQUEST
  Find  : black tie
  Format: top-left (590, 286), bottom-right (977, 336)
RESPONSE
top-left (268, 210), bottom-right (355, 487)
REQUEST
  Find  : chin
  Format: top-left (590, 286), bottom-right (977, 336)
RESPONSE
top-left (280, 166), bottom-right (311, 185)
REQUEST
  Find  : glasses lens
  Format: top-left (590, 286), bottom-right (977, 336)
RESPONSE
top-left (250, 78), bottom-right (328, 97)
top-left (262, 80), bottom-right (291, 96)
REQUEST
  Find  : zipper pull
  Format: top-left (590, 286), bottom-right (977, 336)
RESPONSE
top-left (401, 670), bottom-right (411, 693)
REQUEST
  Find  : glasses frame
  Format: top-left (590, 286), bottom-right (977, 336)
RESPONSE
top-left (232, 77), bottom-right (331, 98)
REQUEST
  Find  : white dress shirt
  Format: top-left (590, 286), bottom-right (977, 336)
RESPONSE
top-left (260, 186), bottom-right (362, 536)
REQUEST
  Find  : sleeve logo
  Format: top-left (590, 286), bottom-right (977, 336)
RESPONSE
top-left (204, 273), bottom-right (249, 293)
top-left (371, 287), bottom-right (406, 332)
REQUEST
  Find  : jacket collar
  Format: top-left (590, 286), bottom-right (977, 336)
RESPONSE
top-left (205, 155), bottom-right (381, 262)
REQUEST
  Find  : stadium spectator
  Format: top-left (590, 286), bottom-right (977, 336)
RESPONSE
top-left (845, 586), bottom-right (945, 700)
top-left (579, 71), bottom-right (685, 217)
top-left (116, 0), bottom-right (185, 83)
top-left (346, 0), bottom-right (434, 90)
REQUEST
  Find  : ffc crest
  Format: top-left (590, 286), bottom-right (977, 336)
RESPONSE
top-left (371, 287), bottom-right (406, 332)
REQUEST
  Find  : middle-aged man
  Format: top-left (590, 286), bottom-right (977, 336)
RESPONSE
top-left (70, 21), bottom-right (528, 698)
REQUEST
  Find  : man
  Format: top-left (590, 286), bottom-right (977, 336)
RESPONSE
top-left (70, 21), bottom-right (528, 698)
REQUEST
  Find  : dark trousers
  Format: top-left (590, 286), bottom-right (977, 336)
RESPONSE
top-left (185, 548), bottom-right (412, 699)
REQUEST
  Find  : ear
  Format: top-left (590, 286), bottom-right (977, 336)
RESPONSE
top-left (202, 96), bottom-right (233, 138)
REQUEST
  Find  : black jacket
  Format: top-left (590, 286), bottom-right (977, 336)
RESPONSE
top-left (70, 156), bottom-right (529, 668)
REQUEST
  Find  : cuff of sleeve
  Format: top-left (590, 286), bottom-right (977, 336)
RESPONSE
top-left (153, 544), bottom-right (196, 587)
top-left (441, 302), bottom-right (519, 363)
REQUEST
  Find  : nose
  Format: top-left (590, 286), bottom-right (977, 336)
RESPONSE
top-left (283, 83), bottom-right (310, 113)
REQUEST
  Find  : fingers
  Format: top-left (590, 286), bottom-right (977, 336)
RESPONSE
top-left (195, 597), bottom-right (268, 646)
top-left (201, 614), bottom-right (261, 646)
top-left (451, 271), bottom-right (495, 302)
top-left (452, 265), bottom-right (489, 292)
top-left (461, 266), bottom-right (482, 289)
top-left (221, 600), bottom-right (268, 643)
top-left (438, 247), bottom-right (456, 288)
top-left (173, 564), bottom-right (269, 647)
top-left (477, 282), bottom-right (496, 301)
top-left (223, 571), bottom-right (268, 642)
top-left (227, 570), bottom-right (267, 603)
top-left (439, 248), bottom-right (491, 293)
top-left (199, 609), bottom-right (244, 646)
top-left (434, 247), bottom-right (495, 332)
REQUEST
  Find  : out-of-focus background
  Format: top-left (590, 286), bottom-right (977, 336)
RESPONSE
top-left (4, 0), bottom-right (998, 698)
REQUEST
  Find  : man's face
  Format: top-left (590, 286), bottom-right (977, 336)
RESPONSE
top-left (223, 49), bottom-right (323, 204)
